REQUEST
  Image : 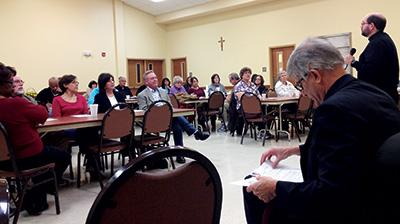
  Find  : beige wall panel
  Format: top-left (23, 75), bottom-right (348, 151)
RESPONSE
top-left (122, 4), bottom-right (168, 76)
top-left (0, 0), bottom-right (117, 92)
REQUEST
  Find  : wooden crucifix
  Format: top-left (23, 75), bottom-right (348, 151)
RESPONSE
top-left (218, 37), bottom-right (225, 51)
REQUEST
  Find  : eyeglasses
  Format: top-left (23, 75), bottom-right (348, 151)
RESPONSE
top-left (294, 73), bottom-right (309, 91)
top-left (14, 80), bottom-right (24, 84)
top-left (361, 21), bottom-right (370, 26)
top-left (5, 80), bottom-right (13, 85)
top-left (71, 81), bottom-right (79, 85)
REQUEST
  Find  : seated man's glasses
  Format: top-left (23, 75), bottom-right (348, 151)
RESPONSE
top-left (294, 73), bottom-right (309, 91)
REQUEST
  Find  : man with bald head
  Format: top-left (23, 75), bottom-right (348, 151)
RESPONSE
top-left (345, 12), bottom-right (399, 103)
top-left (36, 76), bottom-right (61, 110)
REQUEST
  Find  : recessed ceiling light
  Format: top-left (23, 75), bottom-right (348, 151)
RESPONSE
top-left (151, 0), bottom-right (165, 2)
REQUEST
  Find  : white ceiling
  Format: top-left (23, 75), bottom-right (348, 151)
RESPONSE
top-left (122, 0), bottom-right (220, 16)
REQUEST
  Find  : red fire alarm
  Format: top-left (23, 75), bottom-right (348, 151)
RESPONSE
top-left (101, 52), bottom-right (106, 57)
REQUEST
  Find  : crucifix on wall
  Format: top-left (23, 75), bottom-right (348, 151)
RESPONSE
top-left (218, 37), bottom-right (225, 51)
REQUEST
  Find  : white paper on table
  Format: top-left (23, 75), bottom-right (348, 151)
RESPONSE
top-left (231, 160), bottom-right (303, 187)
top-left (46, 118), bottom-right (57, 121)
top-left (70, 114), bottom-right (91, 118)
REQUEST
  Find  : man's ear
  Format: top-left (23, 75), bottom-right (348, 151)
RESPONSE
top-left (309, 69), bottom-right (322, 84)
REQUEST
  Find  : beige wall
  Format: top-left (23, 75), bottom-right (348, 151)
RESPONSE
top-left (165, 0), bottom-right (400, 86)
top-left (0, 0), bottom-right (118, 91)
top-left (1, 0), bottom-right (400, 91)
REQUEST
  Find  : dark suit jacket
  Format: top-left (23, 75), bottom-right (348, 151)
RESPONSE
top-left (94, 91), bottom-right (126, 113)
top-left (36, 87), bottom-right (60, 106)
top-left (272, 75), bottom-right (400, 223)
top-left (353, 31), bottom-right (399, 103)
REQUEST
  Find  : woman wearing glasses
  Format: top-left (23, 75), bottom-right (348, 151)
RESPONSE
top-left (52, 74), bottom-right (88, 117)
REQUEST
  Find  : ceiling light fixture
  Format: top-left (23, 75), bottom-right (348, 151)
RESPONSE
top-left (151, 0), bottom-right (165, 2)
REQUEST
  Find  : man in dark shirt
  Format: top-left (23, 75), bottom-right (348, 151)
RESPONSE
top-left (244, 37), bottom-right (400, 224)
top-left (345, 12), bottom-right (399, 103)
top-left (36, 76), bottom-right (61, 110)
top-left (115, 76), bottom-right (133, 98)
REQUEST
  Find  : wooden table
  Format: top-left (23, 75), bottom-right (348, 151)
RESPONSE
top-left (261, 97), bottom-right (299, 141)
top-left (38, 108), bottom-right (195, 132)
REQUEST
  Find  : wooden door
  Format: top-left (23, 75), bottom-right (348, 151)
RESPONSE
top-left (127, 59), bottom-right (164, 91)
top-left (171, 58), bottom-right (187, 81)
top-left (146, 60), bottom-right (164, 86)
top-left (269, 46), bottom-right (295, 88)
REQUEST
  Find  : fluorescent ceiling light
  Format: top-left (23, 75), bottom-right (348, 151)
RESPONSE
top-left (151, 0), bottom-right (165, 2)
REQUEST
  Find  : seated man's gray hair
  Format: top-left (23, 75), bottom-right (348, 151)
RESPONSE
top-left (287, 37), bottom-right (344, 80)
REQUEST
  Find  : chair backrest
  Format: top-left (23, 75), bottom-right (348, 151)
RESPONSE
top-left (102, 103), bottom-right (135, 139)
top-left (86, 146), bottom-right (223, 224)
top-left (0, 122), bottom-right (22, 179)
top-left (208, 91), bottom-right (225, 110)
top-left (169, 94), bottom-right (179, 108)
top-left (241, 92), bottom-right (262, 115)
top-left (142, 100), bottom-right (173, 134)
top-left (297, 95), bottom-right (312, 112)
top-left (0, 123), bottom-right (11, 162)
top-left (368, 132), bottom-right (400, 222)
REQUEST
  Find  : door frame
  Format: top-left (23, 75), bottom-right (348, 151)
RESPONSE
top-left (269, 44), bottom-right (296, 89)
top-left (171, 57), bottom-right (187, 81)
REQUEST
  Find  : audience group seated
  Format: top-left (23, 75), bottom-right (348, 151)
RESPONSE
top-left (0, 54), bottom-right (327, 220)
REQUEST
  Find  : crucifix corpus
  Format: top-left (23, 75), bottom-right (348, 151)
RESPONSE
top-left (218, 37), bottom-right (225, 51)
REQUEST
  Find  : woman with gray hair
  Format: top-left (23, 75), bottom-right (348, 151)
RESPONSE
top-left (274, 71), bottom-right (300, 97)
top-left (170, 76), bottom-right (188, 95)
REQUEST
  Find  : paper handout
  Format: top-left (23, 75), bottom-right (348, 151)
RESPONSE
top-left (231, 160), bottom-right (303, 187)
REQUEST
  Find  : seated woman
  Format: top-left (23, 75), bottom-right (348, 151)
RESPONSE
top-left (233, 67), bottom-right (273, 138)
top-left (275, 71), bottom-right (300, 98)
top-left (274, 71), bottom-right (300, 131)
top-left (0, 63), bottom-right (70, 215)
top-left (252, 74), bottom-right (266, 94)
top-left (52, 75), bottom-right (89, 140)
top-left (161, 77), bottom-right (171, 94)
top-left (94, 73), bottom-right (126, 113)
top-left (183, 76), bottom-right (192, 92)
top-left (187, 77), bottom-right (205, 97)
top-left (85, 80), bottom-right (97, 101)
top-left (208, 73), bottom-right (227, 96)
top-left (52, 75), bottom-right (88, 118)
top-left (170, 76), bottom-right (188, 95)
top-left (188, 77), bottom-right (209, 129)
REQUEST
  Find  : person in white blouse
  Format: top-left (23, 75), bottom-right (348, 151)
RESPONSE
top-left (274, 71), bottom-right (300, 131)
top-left (275, 71), bottom-right (300, 97)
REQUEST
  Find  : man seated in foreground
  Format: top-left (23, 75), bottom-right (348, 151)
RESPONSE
top-left (137, 70), bottom-right (209, 163)
top-left (243, 37), bottom-right (400, 223)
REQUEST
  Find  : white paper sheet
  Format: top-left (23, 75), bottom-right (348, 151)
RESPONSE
top-left (70, 114), bottom-right (91, 117)
top-left (231, 160), bottom-right (303, 187)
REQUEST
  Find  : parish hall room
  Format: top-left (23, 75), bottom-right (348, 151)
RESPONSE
top-left (1, 0), bottom-right (400, 223)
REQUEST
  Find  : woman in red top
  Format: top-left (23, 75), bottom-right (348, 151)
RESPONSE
top-left (52, 74), bottom-right (88, 118)
top-left (187, 77), bottom-right (205, 97)
top-left (0, 63), bottom-right (70, 215)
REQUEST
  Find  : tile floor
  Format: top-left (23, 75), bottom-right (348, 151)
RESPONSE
top-left (15, 124), bottom-right (306, 224)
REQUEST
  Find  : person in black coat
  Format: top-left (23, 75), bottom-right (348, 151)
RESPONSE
top-left (345, 12), bottom-right (399, 104)
top-left (115, 76), bottom-right (133, 99)
top-left (94, 73), bottom-right (126, 113)
top-left (244, 37), bottom-right (400, 224)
